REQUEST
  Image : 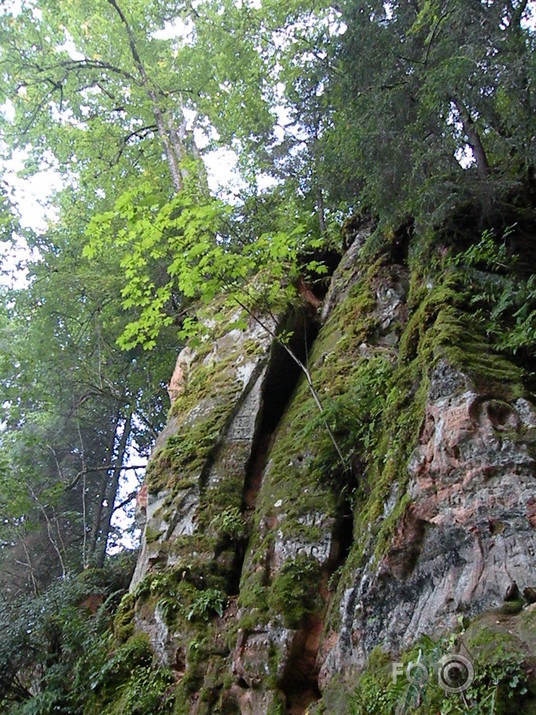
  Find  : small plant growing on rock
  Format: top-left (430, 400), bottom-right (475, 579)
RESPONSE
top-left (210, 506), bottom-right (246, 541)
top-left (187, 587), bottom-right (226, 622)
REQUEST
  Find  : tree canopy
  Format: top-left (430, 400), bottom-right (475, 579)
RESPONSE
top-left (0, 0), bottom-right (534, 610)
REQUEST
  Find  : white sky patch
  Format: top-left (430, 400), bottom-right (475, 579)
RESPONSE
top-left (152, 15), bottom-right (194, 44)
top-left (204, 147), bottom-right (244, 196)
top-left (522, 1), bottom-right (536, 28)
top-left (3, 150), bottom-right (62, 231)
top-left (108, 411), bottom-right (153, 552)
top-left (455, 144), bottom-right (475, 170)
top-left (0, 239), bottom-right (37, 289)
top-left (0, 0), bottom-right (21, 14)
top-left (1, 100), bottom-right (15, 123)
top-left (57, 33), bottom-right (85, 62)
top-left (109, 462), bottom-right (145, 552)
top-left (446, 101), bottom-right (475, 170)
top-left (0, 138), bottom-right (63, 287)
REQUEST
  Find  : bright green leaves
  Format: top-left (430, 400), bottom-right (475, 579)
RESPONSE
top-left (85, 175), bottom-right (321, 350)
top-left (86, 179), bottom-right (230, 349)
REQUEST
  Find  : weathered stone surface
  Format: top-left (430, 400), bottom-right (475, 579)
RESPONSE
top-left (272, 510), bottom-right (335, 570)
top-left (168, 345), bottom-right (196, 402)
top-left (130, 313), bottom-right (275, 662)
top-left (233, 624), bottom-right (294, 687)
top-left (128, 228), bottom-right (536, 712)
top-left (320, 227), bottom-right (369, 322)
top-left (318, 361), bottom-right (536, 685)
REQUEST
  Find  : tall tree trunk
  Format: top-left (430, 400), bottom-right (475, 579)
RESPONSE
top-left (106, 0), bottom-right (186, 192)
top-left (93, 411), bottom-right (133, 567)
top-left (86, 409), bottom-right (122, 565)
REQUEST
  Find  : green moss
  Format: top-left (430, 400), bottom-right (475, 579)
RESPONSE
top-left (237, 569), bottom-right (269, 624)
top-left (348, 614), bottom-right (536, 714)
top-left (309, 674), bottom-right (353, 714)
top-left (89, 632), bottom-right (156, 709)
top-left (116, 632), bottom-right (153, 665)
top-left (147, 398), bottom-right (240, 493)
top-left (500, 599), bottom-right (525, 615)
top-left (267, 554), bottom-right (322, 628)
top-left (210, 506), bottom-right (246, 541)
top-left (266, 694), bottom-right (286, 715)
top-left (144, 524), bottom-right (162, 544)
top-left (113, 592), bottom-right (135, 643)
top-left (146, 307), bottom-right (270, 495)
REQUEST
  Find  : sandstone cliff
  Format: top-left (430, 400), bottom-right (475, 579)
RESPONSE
top-left (123, 222), bottom-right (536, 714)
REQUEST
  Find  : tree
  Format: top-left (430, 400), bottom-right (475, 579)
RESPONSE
top-left (0, 0), bottom-right (204, 199)
top-left (320, 0), bottom-right (536, 225)
top-left (0, 188), bottom-right (178, 592)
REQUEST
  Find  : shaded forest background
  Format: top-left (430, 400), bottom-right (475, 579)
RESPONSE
top-left (0, 0), bottom-right (535, 711)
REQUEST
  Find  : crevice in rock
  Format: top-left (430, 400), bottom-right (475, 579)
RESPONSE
top-left (242, 308), bottom-right (320, 512)
top-left (278, 615), bottom-right (323, 715)
top-left (277, 478), bottom-right (357, 714)
top-left (228, 309), bottom-right (319, 596)
top-left (390, 217), bottom-right (413, 264)
top-left (197, 356), bottom-right (269, 497)
top-left (277, 458), bottom-right (358, 712)
top-left (331, 481), bottom-right (356, 572)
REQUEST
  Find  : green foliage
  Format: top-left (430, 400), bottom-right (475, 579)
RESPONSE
top-left (85, 183), bottom-right (234, 350)
top-left (303, 354), bottom-right (393, 469)
top-left (210, 506), bottom-right (246, 542)
top-left (89, 633), bottom-right (153, 692)
top-left (0, 571), bottom-right (177, 715)
top-left (84, 632), bottom-right (175, 715)
top-left (0, 576), bottom-right (112, 712)
top-left (133, 564), bottom-right (228, 628)
top-left (350, 624), bottom-right (536, 715)
top-left (85, 174), bottom-right (324, 350)
top-left (450, 227), bottom-right (536, 355)
top-left (0, 183), bottom-right (177, 586)
top-left (324, 0), bottom-right (536, 226)
top-left (105, 664), bottom-right (174, 715)
top-left (268, 554), bottom-right (321, 628)
top-left (113, 593), bottom-right (136, 643)
top-left (187, 587), bottom-right (226, 622)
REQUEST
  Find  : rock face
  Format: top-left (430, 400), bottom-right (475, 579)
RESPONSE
top-left (127, 228), bottom-right (536, 713)
top-left (132, 316), bottom-right (273, 563)
top-left (318, 364), bottom-right (536, 684)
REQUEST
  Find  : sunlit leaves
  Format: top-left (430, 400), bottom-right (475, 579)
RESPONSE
top-left (85, 170), bottom-right (321, 349)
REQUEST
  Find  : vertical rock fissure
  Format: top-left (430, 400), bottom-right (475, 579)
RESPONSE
top-left (230, 311), bottom-right (320, 595)
top-left (279, 491), bottom-right (356, 715)
top-left (245, 310), bottom-right (320, 507)
top-left (279, 621), bottom-right (323, 715)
